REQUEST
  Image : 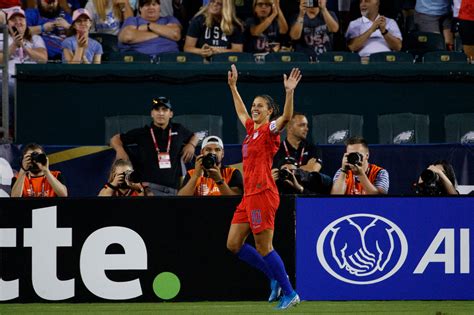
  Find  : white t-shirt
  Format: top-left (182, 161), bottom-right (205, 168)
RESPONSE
top-left (345, 15), bottom-right (402, 57)
top-left (0, 33), bottom-right (46, 80)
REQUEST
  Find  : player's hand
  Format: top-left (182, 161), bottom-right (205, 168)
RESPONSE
top-left (284, 68), bottom-right (302, 92)
top-left (228, 64), bottom-right (238, 87)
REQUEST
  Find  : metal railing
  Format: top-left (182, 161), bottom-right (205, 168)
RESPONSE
top-left (1, 24), bottom-right (9, 143)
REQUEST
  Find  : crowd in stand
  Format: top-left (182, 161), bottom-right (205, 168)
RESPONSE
top-left (0, 0), bottom-right (473, 64)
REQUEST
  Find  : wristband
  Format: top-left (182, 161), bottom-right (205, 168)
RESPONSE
top-left (40, 24), bottom-right (45, 33)
top-left (215, 179), bottom-right (224, 185)
top-left (381, 29), bottom-right (388, 36)
top-left (340, 168), bottom-right (348, 174)
top-left (106, 182), bottom-right (117, 190)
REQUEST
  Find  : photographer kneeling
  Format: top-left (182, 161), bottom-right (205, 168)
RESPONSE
top-left (11, 143), bottom-right (68, 197)
top-left (331, 136), bottom-right (389, 195)
top-left (414, 160), bottom-right (458, 196)
top-left (272, 156), bottom-right (332, 195)
top-left (99, 159), bottom-right (146, 196)
top-left (178, 136), bottom-right (243, 196)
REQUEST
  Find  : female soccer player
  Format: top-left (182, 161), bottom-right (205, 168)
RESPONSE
top-left (226, 64), bottom-right (301, 309)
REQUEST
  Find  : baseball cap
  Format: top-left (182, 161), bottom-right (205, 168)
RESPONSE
top-left (201, 136), bottom-right (224, 150)
top-left (72, 8), bottom-right (92, 23)
top-left (151, 97), bottom-right (172, 110)
top-left (5, 6), bottom-right (25, 20)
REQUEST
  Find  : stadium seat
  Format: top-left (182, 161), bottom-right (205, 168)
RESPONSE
top-left (264, 52), bottom-right (309, 63)
top-left (89, 33), bottom-right (119, 62)
top-left (159, 52), bottom-right (204, 63)
top-left (311, 114), bottom-right (363, 144)
top-left (377, 113), bottom-right (429, 144)
top-left (108, 51), bottom-right (151, 63)
top-left (444, 113), bottom-right (474, 143)
top-left (104, 115), bottom-right (150, 144)
top-left (317, 51), bottom-right (361, 63)
top-left (173, 115), bottom-right (223, 142)
top-left (369, 51), bottom-right (414, 63)
top-left (422, 51), bottom-right (469, 64)
top-left (404, 32), bottom-right (445, 61)
top-left (211, 52), bottom-right (254, 63)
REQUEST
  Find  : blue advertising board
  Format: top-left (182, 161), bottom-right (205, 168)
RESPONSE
top-left (296, 197), bottom-right (474, 300)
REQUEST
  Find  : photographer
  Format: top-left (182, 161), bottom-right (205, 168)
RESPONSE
top-left (11, 143), bottom-right (68, 197)
top-left (331, 136), bottom-right (389, 195)
top-left (98, 159), bottom-right (146, 197)
top-left (178, 136), bottom-right (243, 196)
top-left (415, 160), bottom-right (458, 196)
top-left (272, 156), bottom-right (332, 194)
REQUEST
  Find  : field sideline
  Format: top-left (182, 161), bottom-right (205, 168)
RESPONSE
top-left (1, 301), bottom-right (474, 314)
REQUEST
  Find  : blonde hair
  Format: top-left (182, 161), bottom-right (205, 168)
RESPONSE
top-left (108, 159), bottom-right (133, 182)
top-left (195, 0), bottom-right (243, 36)
top-left (93, 0), bottom-right (123, 22)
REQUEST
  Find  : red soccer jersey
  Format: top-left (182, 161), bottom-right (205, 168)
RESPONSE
top-left (242, 118), bottom-right (280, 196)
top-left (459, 0), bottom-right (474, 21)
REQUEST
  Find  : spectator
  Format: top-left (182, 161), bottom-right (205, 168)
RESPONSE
top-left (58, 0), bottom-right (82, 15)
top-left (178, 135), bottom-right (243, 196)
top-left (0, 6), bottom-right (47, 136)
top-left (184, 0), bottom-right (244, 58)
top-left (98, 159), bottom-right (147, 196)
top-left (331, 136), bottom-right (389, 195)
top-left (118, 0), bottom-right (181, 56)
top-left (11, 143), bottom-right (68, 197)
top-left (415, 160), bottom-right (458, 195)
top-left (62, 8), bottom-right (103, 63)
top-left (110, 97), bottom-right (199, 196)
top-left (289, 0), bottom-right (339, 58)
top-left (85, 0), bottom-right (135, 35)
top-left (346, 0), bottom-right (402, 58)
top-left (26, 0), bottom-right (73, 60)
top-left (272, 112), bottom-right (323, 173)
top-left (244, 0), bottom-right (288, 53)
top-left (456, 0), bottom-right (474, 62)
top-left (414, 0), bottom-right (454, 50)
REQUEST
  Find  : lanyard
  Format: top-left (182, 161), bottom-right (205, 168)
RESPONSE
top-left (150, 127), bottom-right (172, 155)
top-left (27, 175), bottom-right (45, 197)
top-left (283, 140), bottom-right (305, 166)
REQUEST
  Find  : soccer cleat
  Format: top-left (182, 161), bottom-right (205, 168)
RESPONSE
top-left (275, 291), bottom-right (300, 310)
top-left (268, 279), bottom-right (281, 302)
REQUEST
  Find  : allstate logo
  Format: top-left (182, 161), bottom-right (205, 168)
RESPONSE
top-left (316, 214), bottom-right (408, 285)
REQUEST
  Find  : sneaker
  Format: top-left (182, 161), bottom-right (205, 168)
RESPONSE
top-left (275, 291), bottom-right (300, 310)
top-left (268, 279), bottom-right (281, 302)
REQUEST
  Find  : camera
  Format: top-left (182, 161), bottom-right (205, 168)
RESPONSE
top-left (420, 169), bottom-right (439, 185)
top-left (123, 170), bottom-right (139, 183)
top-left (306, 0), bottom-right (318, 7)
top-left (30, 152), bottom-right (47, 165)
top-left (279, 168), bottom-right (311, 183)
top-left (347, 152), bottom-right (363, 166)
top-left (414, 169), bottom-right (442, 196)
top-left (279, 168), bottom-right (292, 181)
top-left (201, 153), bottom-right (217, 169)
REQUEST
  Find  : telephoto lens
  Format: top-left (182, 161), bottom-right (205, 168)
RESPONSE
top-left (420, 169), bottom-right (439, 185)
top-left (201, 153), bottom-right (217, 169)
top-left (30, 152), bottom-right (47, 165)
top-left (347, 152), bottom-right (363, 165)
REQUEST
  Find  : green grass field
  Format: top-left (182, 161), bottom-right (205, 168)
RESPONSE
top-left (1, 301), bottom-right (474, 315)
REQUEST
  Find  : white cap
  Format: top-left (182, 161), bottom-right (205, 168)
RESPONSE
top-left (201, 136), bottom-right (223, 150)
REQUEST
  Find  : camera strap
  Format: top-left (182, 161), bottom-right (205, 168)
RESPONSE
top-left (283, 141), bottom-right (305, 166)
top-left (150, 127), bottom-right (172, 169)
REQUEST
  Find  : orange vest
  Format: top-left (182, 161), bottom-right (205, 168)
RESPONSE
top-left (19, 171), bottom-right (61, 197)
top-left (187, 167), bottom-right (237, 196)
top-left (345, 164), bottom-right (383, 195)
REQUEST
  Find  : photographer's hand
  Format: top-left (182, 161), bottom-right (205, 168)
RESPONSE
top-left (37, 155), bottom-right (50, 173)
top-left (285, 171), bottom-right (304, 193)
top-left (341, 153), bottom-right (350, 171)
top-left (427, 165), bottom-right (458, 195)
top-left (206, 166), bottom-right (222, 182)
top-left (21, 154), bottom-right (32, 172)
top-left (271, 168), bottom-right (279, 182)
top-left (193, 155), bottom-right (204, 178)
top-left (112, 172), bottom-right (124, 187)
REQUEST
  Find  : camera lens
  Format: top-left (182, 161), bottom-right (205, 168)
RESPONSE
top-left (202, 153), bottom-right (217, 169)
top-left (420, 169), bottom-right (439, 185)
top-left (279, 169), bottom-right (291, 181)
top-left (347, 152), bottom-right (363, 165)
top-left (30, 152), bottom-right (47, 165)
